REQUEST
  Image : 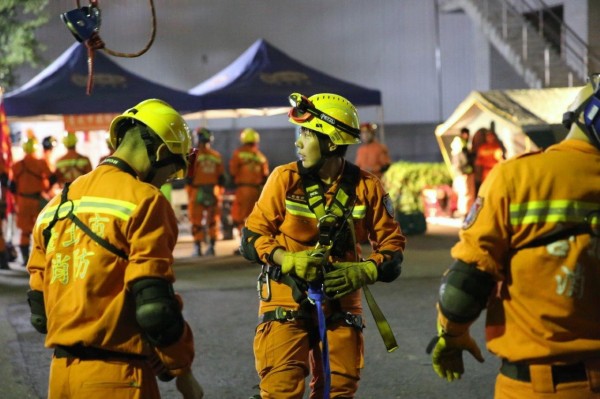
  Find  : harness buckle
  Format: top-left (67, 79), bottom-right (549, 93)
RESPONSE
top-left (344, 312), bottom-right (364, 330)
top-left (317, 213), bottom-right (339, 247)
top-left (275, 306), bottom-right (293, 320)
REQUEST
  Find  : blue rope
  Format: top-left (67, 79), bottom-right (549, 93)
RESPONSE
top-left (308, 282), bottom-right (330, 399)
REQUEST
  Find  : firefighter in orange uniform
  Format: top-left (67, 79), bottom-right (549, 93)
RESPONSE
top-left (186, 127), bottom-right (225, 256)
top-left (10, 138), bottom-right (56, 265)
top-left (429, 79), bottom-right (600, 398)
top-left (229, 128), bottom-right (269, 240)
top-left (474, 129), bottom-right (504, 190)
top-left (26, 99), bottom-right (203, 399)
top-left (241, 93), bottom-right (405, 398)
top-left (55, 132), bottom-right (93, 187)
top-left (354, 122), bottom-right (391, 179)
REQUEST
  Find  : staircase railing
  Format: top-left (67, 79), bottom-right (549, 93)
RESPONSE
top-left (482, 0), bottom-right (600, 86)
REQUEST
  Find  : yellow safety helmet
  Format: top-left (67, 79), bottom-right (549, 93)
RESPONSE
top-left (23, 138), bottom-right (39, 155)
top-left (240, 128), bottom-right (260, 144)
top-left (109, 99), bottom-right (192, 179)
top-left (288, 92), bottom-right (361, 145)
top-left (63, 132), bottom-right (78, 148)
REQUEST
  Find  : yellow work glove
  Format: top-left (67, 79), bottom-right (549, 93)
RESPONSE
top-left (323, 260), bottom-right (378, 299)
top-left (281, 249), bottom-right (326, 282)
top-left (429, 320), bottom-right (484, 382)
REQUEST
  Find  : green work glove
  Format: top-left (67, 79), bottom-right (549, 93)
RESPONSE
top-left (430, 320), bottom-right (484, 382)
top-left (323, 260), bottom-right (378, 299)
top-left (281, 249), bottom-right (326, 282)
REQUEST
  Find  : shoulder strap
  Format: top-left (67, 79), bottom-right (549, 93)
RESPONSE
top-left (42, 182), bottom-right (129, 260)
top-left (297, 160), bottom-right (359, 247)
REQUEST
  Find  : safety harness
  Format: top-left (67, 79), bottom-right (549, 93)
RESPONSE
top-left (42, 157), bottom-right (132, 260)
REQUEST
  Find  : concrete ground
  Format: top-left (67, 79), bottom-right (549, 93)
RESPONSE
top-left (0, 219), bottom-right (500, 398)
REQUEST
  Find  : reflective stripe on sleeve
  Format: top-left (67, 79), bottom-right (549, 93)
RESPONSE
top-left (510, 200), bottom-right (598, 226)
top-left (284, 199), bottom-right (366, 219)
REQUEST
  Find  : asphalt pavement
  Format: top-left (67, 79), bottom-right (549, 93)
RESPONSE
top-left (0, 219), bottom-right (500, 398)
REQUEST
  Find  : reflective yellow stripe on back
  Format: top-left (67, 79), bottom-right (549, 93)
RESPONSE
top-left (510, 200), bottom-right (598, 226)
top-left (37, 196), bottom-right (136, 225)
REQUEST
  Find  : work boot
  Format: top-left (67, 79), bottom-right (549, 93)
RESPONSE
top-left (204, 239), bottom-right (215, 256)
top-left (192, 241), bottom-right (202, 257)
top-left (19, 245), bottom-right (30, 265)
top-left (0, 251), bottom-right (9, 270)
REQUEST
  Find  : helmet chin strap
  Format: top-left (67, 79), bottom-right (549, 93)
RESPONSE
top-left (140, 127), bottom-right (159, 183)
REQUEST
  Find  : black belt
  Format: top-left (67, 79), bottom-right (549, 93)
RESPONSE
top-left (259, 307), bottom-right (364, 330)
top-left (259, 307), bottom-right (313, 323)
top-left (54, 344), bottom-right (147, 361)
top-left (500, 359), bottom-right (587, 384)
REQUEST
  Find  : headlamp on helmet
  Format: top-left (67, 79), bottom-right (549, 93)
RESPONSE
top-left (288, 92), bottom-right (361, 145)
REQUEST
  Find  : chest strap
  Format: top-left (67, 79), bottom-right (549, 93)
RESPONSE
top-left (298, 160), bottom-right (359, 248)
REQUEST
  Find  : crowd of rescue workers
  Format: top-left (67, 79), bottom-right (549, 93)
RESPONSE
top-left (0, 84), bottom-right (598, 399)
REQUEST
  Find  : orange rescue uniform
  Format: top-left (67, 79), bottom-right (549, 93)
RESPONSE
top-left (186, 146), bottom-right (224, 242)
top-left (354, 141), bottom-right (391, 178)
top-left (246, 160), bottom-right (405, 398)
top-left (229, 143), bottom-right (269, 232)
top-left (474, 142), bottom-right (503, 183)
top-left (27, 161), bottom-right (195, 398)
top-left (11, 155), bottom-right (54, 246)
top-left (55, 149), bottom-right (93, 186)
top-left (451, 140), bottom-right (600, 398)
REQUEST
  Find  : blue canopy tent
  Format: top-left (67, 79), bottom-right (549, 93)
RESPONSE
top-left (186, 39), bottom-right (382, 120)
top-left (4, 43), bottom-right (201, 118)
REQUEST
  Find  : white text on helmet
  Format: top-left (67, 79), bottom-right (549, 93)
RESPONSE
top-left (320, 113), bottom-right (336, 125)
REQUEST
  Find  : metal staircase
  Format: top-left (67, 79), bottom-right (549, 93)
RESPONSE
top-left (441, 0), bottom-right (600, 88)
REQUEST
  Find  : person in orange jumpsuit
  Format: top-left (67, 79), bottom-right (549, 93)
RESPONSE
top-left (55, 131), bottom-right (93, 187)
top-left (10, 138), bottom-right (56, 265)
top-left (354, 122), bottom-right (391, 179)
top-left (229, 128), bottom-right (269, 244)
top-left (186, 127), bottom-right (225, 256)
top-left (429, 79), bottom-right (600, 398)
top-left (242, 92), bottom-right (405, 398)
top-left (474, 129), bottom-right (504, 192)
top-left (26, 99), bottom-right (204, 399)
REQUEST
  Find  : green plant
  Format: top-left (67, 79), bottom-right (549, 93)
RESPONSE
top-left (0, 0), bottom-right (49, 90)
top-left (381, 161), bottom-right (452, 213)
